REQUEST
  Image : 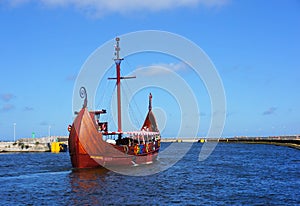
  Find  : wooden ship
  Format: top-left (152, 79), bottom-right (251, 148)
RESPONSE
top-left (68, 37), bottom-right (161, 168)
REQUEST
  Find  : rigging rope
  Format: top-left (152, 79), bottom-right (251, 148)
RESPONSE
top-left (120, 61), bottom-right (145, 129)
top-left (94, 59), bottom-right (147, 131)
top-left (95, 66), bottom-right (115, 128)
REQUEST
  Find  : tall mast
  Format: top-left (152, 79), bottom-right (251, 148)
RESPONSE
top-left (114, 37), bottom-right (123, 133)
top-left (108, 37), bottom-right (136, 136)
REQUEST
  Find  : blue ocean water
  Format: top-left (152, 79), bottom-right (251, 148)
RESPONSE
top-left (0, 143), bottom-right (299, 205)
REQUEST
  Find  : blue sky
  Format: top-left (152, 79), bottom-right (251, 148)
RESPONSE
top-left (0, 0), bottom-right (299, 140)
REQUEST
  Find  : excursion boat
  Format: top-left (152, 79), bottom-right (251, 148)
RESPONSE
top-left (68, 37), bottom-right (161, 169)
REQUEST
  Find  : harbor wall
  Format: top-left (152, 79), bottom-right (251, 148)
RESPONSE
top-left (160, 135), bottom-right (300, 149)
top-left (0, 136), bottom-right (68, 152)
top-left (0, 141), bottom-right (50, 152)
top-left (1, 135), bottom-right (299, 152)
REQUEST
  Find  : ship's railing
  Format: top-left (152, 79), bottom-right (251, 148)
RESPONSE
top-left (124, 131), bottom-right (160, 136)
top-left (102, 131), bottom-right (160, 145)
top-left (124, 131), bottom-right (160, 145)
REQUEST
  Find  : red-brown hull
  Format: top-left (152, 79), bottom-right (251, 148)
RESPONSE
top-left (70, 149), bottom-right (159, 169)
top-left (69, 133), bottom-right (160, 169)
top-left (68, 107), bottom-right (160, 169)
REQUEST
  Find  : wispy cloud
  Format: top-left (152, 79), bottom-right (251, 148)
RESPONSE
top-left (136, 62), bottom-right (189, 77)
top-left (24, 106), bottom-right (34, 111)
top-left (0, 93), bottom-right (15, 102)
top-left (4, 0), bottom-right (229, 16)
top-left (262, 107), bottom-right (277, 115)
top-left (160, 62), bottom-right (189, 72)
top-left (0, 104), bottom-right (15, 112)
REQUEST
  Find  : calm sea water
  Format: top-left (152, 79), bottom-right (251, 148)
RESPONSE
top-left (0, 143), bottom-right (299, 205)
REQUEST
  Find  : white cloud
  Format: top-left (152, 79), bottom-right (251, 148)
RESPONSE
top-left (135, 62), bottom-right (189, 77)
top-left (5, 0), bottom-right (229, 16)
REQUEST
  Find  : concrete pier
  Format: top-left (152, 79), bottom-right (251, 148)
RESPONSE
top-left (0, 141), bottom-right (50, 152)
top-left (0, 136), bottom-right (68, 153)
top-left (217, 136), bottom-right (300, 149)
top-left (160, 135), bottom-right (300, 149)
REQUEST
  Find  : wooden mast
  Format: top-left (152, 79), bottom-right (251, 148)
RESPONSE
top-left (148, 93), bottom-right (152, 111)
top-left (114, 37), bottom-right (122, 133)
top-left (109, 37), bottom-right (136, 137)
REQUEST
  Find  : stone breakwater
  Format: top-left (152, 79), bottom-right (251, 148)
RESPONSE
top-left (0, 136), bottom-right (68, 152)
top-left (161, 135), bottom-right (300, 149)
top-left (0, 141), bottom-right (50, 152)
